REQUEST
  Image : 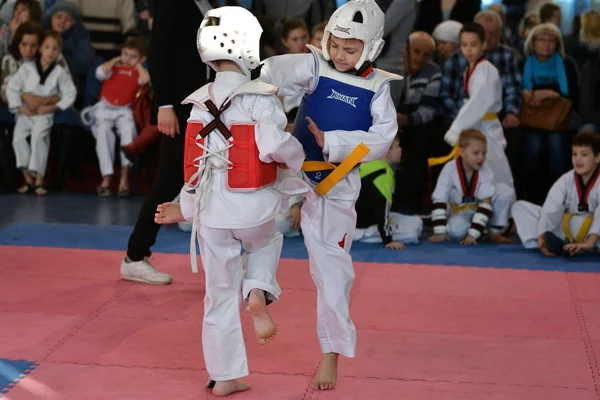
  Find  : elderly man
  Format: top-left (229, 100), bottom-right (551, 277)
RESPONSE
top-left (440, 10), bottom-right (522, 129)
top-left (432, 20), bottom-right (462, 67)
top-left (393, 31), bottom-right (442, 215)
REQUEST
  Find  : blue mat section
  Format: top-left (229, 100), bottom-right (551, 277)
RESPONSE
top-left (1, 222), bottom-right (599, 272)
top-left (0, 359), bottom-right (37, 397)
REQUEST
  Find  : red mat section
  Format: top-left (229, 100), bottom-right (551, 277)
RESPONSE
top-left (0, 245), bottom-right (598, 399)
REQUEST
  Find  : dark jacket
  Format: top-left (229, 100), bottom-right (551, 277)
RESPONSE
top-left (414, 0), bottom-right (481, 34)
top-left (580, 59), bottom-right (600, 126)
top-left (148, 0), bottom-right (211, 125)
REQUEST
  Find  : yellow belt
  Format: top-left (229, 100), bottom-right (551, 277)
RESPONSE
top-left (481, 112), bottom-right (498, 121)
top-left (562, 213), bottom-right (594, 243)
top-left (302, 142), bottom-right (370, 196)
top-left (451, 203), bottom-right (478, 214)
top-left (427, 113), bottom-right (498, 167)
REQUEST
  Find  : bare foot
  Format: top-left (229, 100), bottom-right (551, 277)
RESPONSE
top-left (248, 288), bottom-right (277, 345)
top-left (490, 234), bottom-right (511, 244)
top-left (312, 353), bottom-right (338, 390)
top-left (212, 379), bottom-right (250, 396)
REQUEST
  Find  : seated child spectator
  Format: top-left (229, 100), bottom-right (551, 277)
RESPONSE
top-left (82, 36), bottom-right (149, 197)
top-left (354, 135), bottom-right (422, 249)
top-left (7, 31), bottom-right (76, 195)
top-left (512, 131), bottom-right (600, 257)
top-left (429, 129), bottom-right (515, 245)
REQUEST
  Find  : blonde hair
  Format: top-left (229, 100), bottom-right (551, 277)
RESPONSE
top-left (523, 23), bottom-right (564, 57)
top-left (458, 129), bottom-right (487, 148)
top-left (580, 9), bottom-right (600, 48)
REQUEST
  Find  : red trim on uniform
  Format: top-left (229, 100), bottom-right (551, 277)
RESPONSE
top-left (456, 156), bottom-right (478, 199)
top-left (575, 167), bottom-right (600, 210)
top-left (359, 65), bottom-right (374, 78)
top-left (463, 56), bottom-right (487, 98)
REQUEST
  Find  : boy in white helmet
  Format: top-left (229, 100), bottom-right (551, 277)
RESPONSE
top-left (153, 6), bottom-right (305, 397)
top-left (260, 0), bottom-right (401, 390)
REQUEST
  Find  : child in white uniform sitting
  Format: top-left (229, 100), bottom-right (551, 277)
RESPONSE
top-left (429, 129), bottom-right (514, 244)
top-left (512, 131), bottom-right (600, 256)
top-left (8, 31), bottom-right (76, 195)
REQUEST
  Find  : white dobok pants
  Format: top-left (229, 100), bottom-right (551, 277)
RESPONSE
top-left (91, 101), bottom-right (136, 177)
top-left (197, 219), bottom-right (283, 381)
top-left (446, 183), bottom-right (515, 241)
top-left (511, 200), bottom-right (600, 249)
top-left (301, 189), bottom-right (357, 358)
top-left (353, 212), bottom-right (423, 244)
top-left (12, 114), bottom-right (54, 176)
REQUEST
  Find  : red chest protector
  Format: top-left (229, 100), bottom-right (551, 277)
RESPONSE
top-left (100, 65), bottom-right (140, 106)
top-left (181, 81), bottom-right (279, 191)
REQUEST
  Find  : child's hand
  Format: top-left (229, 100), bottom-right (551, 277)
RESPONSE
top-left (37, 105), bottom-right (56, 115)
top-left (18, 106), bottom-right (34, 116)
top-left (563, 242), bottom-right (594, 256)
top-left (155, 202), bottom-right (185, 224)
top-left (428, 233), bottom-right (449, 243)
top-left (21, 93), bottom-right (40, 110)
top-left (288, 203), bottom-right (301, 230)
top-left (460, 235), bottom-right (478, 246)
top-left (306, 116), bottom-right (324, 148)
top-left (385, 241), bottom-right (405, 250)
top-left (537, 235), bottom-right (556, 257)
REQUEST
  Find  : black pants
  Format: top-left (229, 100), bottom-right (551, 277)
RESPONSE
top-left (0, 124), bottom-right (16, 192)
top-left (126, 111), bottom-right (187, 261)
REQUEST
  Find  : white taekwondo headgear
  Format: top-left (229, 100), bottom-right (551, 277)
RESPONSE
top-left (321, 0), bottom-right (386, 70)
top-left (196, 6), bottom-right (263, 76)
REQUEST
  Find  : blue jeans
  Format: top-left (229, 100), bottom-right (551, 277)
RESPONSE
top-left (522, 128), bottom-right (571, 177)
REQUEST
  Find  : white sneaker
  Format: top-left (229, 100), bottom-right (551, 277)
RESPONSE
top-left (120, 257), bottom-right (173, 285)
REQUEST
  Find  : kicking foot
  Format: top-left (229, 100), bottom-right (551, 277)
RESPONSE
top-left (212, 379), bottom-right (250, 396)
top-left (312, 353), bottom-right (338, 390)
top-left (248, 288), bottom-right (277, 345)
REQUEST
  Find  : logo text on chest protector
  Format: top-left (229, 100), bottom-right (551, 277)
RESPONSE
top-left (327, 89), bottom-right (359, 108)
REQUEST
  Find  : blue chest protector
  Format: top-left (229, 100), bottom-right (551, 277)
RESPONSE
top-left (291, 46), bottom-right (395, 184)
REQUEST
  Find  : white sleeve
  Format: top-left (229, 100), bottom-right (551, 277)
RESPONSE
top-left (323, 82), bottom-right (398, 163)
top-left (179, 187), bottom-right (195, 222)
top-left (95, 64), bottom-right (112, 81)
top-left (252, 94), bottom-right (305, 172)
top-left (448, 63), bottom-right (501, 135)
top-left (260, 53), bottom-right (318, 97)
top-left (56, 68), bottom-right (77, 110)
top-left (537, 174), bottom-right (568, 236)
top-left (477, 167), bottom-right (496, 200)
top-left (6, 64), bottom-right (26, 112)
top-left (432, 163), bottom-right (452, 204)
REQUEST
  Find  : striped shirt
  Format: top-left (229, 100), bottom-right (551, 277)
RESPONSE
top-left (439, 44), bottom-right (523, 119)
top-left (395, 62), bottom-right (441, 126)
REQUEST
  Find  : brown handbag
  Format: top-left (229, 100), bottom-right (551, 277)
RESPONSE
top-left (519, 96), bottom-right (572, 131)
